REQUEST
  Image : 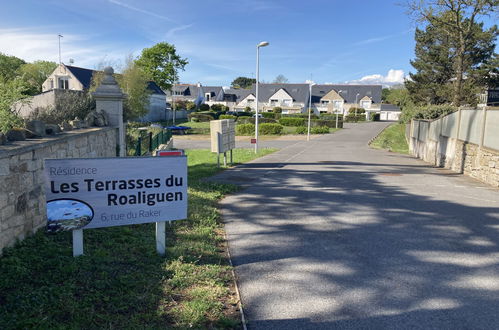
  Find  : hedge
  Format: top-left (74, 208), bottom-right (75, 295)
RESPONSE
top-left (319, 114), bottom-right (343, 121)
top-left (295, 126), bottom-right (307, 134)
top-left (261, 112), bottom-right (275, 119)
top-left (188, 113), bottom-right (214, 122)
top-left (237, 117), bottom-right (277, 125)
top-left (344, 114), bottom-right (366, 122)
top-left (282, 113), bottom-right (319, 119)
top-left (311, 119), bottom-right (340, 128)
top-left (370, 113), bottom-right (380, 121)
top-left (236, 123), bottom-right (255, 135)
top-left (259, 123), bottom-right (283, 135)
top-left (219, 115), bottom-right (237, 120)
top-left (311, 126), bottom-right (330, 134)
top-left (279, 117), bottom-right (306, 126)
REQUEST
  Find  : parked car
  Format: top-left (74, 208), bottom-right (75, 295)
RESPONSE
top-left (252, 113), bottom-right (263, 118)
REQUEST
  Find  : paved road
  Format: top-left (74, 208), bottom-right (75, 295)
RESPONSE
top-left (212, 122), bottom-right (499, 329)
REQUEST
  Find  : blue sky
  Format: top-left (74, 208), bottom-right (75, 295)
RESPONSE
top-left (0, 0), bottom-right (439, 86)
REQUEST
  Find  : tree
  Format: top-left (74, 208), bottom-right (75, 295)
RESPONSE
top-left (273, 74), bottom-right (289, 84)
top-left (0, 79), bottom-right (28, 132)
top-left (90, 56), bottom-right (151, 121)
top-left (0, 53), bottom-right (25, 82)
top-left (231, 77), bottom-right (256, 89)
top-left (135, 42), bottom-right (188, 91)
top-left (407, 0), bottom-right (499, 106)
top-left (18, 60), bottom-right (57, 95)
top-left (385, 86), bottom-right (414, 108)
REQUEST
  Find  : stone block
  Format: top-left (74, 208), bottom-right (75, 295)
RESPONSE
top-left (26, 120), bottom-right (46, 137)
top-left (2, 204), bottom-right (15, 220)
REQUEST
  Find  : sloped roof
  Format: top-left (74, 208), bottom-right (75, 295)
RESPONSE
top-left (311, 84), bottom-right (382, 104)
top-left (66, 65), bottom-right (94, 89)
top-left (65, 65), bottom-right (164, 95)
top-left (247, 83), bottom-right (311, 104)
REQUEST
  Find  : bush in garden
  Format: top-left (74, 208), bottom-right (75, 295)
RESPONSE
top-left (210, 103), bottom-right (223, 111)
top-left (244, 106), bottom-right (253, 112)
top-left (320, 114), bottom-right (343, 121)
top-left (370, 113), bottom-right (380, 121)
top-left (186, 101), bottom-right (196, 110)
top-left (219, 115), bottom-right (237, 120)
top-left (295, 126), bottom-right (307, 134)
top-left (348, 107), bottom-right (365, 114)
top-left (237, 111), bottom-right (252, 117)
top-left (236, 123), bottom-right (255, 135)
top-left (310, 119), bottom-right (339, 128)
top-left (273, 107), bottom-right (282, 113)
top-left (311, 126), bottom-right (330, 134)
top-left (259, 123), bottom-right (283, 135)
top-left (262, 112), bottom-right (275, 119)
top-left (344, 114), bottom-right (366, 122)
top-left (188, 113), bottom-right (213, 122)
top-left (279, 117), bottom-right (305, 126)
top-left (199, 104), bottom-right (210, 111)
top-left (237, 117), bottom-right (277, 125)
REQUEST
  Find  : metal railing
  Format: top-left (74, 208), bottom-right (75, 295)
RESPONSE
top-left (133, 128), bottom-right (172, 156)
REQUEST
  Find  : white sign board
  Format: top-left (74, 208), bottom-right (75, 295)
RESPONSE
top-left (44, 157), bottom-right (187, 232)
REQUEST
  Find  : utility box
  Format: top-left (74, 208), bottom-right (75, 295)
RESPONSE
top-left (210, 119), bottom-right (235, 153)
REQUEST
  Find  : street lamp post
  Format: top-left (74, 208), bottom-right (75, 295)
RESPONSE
top-left (335, 90), bottom-right (344, 129)
top-left (255, 41), bottom-right (269, 153)
top-left (307, 82), bottom-right (315, 141)
top-left (354, 93), bottom-right (360, 121)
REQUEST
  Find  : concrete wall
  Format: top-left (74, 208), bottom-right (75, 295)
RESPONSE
top-left (409, 108), bottom-right (499, 187)
top-left (0, 127), bottom-right (117, 254)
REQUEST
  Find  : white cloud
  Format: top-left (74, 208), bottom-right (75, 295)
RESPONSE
top-left (0, 28), bottom-right (131, 69)
top-left (346, 69), bottom-right (407, 87)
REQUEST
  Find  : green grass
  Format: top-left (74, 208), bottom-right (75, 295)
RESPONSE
top-left (370, 123), bottom-right (409, 154)
top-left (0, 148), bottom-right (276, 329)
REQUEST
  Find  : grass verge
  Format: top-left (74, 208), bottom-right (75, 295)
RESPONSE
top-left (370, 123), bottom-right (409, 154)
top-left (0, 148), bottom-right (276, 329)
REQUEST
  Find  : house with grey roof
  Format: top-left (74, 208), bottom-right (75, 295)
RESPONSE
top-left (311, 84), bottom-right (382, 117)
top-left (34, 63), bottom-right (167, 122)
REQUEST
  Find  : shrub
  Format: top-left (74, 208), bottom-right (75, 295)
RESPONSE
top-left (295, 126), bottom-right (307, 134)
top-left (282, 113), bottom-right (319, 119)
top-left (186, 101), bottom-right (196, 110)
top-left (199, 104), bottom-right (210, 111)
top-left (244, 106), bottom-right (253, 112)
top-left (188, 113), bottom-right (213, 122)
top-left (237, 117), bottom-right (277, 125)
top-left (320, 114), bottom-right (343, 121)
top-left (273, 107), bottom-right (282, 113)
top-left (344, 114), bottom-right (366, 122)
top-left (236, 123), bottom-right (254, 135)
top-left (237, 111), bottom-right (252, 117)
top-left (311, 119), bottom-right (339, 128)
top-left (311, 126), bottom-right (330, 134)
top-left (262, 112), bottom-right (275, 119)
top-left (219, 115), bottom-right (237, 120)
top-left (210, 104), bottom-right (223, 112)
top-left (370, 113), bottom-right (380, 121)
top-left (259, 123), bottom-right (283, 135)
top-left (348, 107), bottom-right (365, 114)
top-left (279, 117), bottom-right (306, 126)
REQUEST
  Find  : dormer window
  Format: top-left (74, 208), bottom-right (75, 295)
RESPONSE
top-left (205, 93), bottom-right (211, 101)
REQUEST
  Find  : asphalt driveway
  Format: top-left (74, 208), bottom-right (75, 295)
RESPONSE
top-left (212, 122), bottom-right (499, 329)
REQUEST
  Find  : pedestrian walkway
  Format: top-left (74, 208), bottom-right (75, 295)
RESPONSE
top-left (213, 122), bottom-right (499, 330)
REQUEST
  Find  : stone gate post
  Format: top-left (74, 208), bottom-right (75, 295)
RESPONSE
top-left (92, 67), bottom-right (126, 157)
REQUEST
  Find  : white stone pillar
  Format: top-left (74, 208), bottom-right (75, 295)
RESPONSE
top-left (92, 67), bottom-right (126, 157)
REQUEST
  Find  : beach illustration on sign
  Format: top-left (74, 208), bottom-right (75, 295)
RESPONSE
top-left (46, 199), bottom-right (93, 233)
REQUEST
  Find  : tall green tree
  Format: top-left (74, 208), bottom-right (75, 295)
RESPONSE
top-left (231, 76), bottom-right (256, 89)
top-left (408, 0), bottom-right (498, 106)
top-left (18, 60), bottom-right (57, 95)
top-left (0, 53), bottom-right (25, 82)
top-left (0, 79), bottom-right (28, 132)
top-left (135, 42), bottom-right (188, 91)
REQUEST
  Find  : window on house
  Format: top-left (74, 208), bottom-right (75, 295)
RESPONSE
top-left (205, 93), bottom-right (211, 101)
top-left (247, 99), bottom-right (254, 104)
top-left (49, 79), bottom-right (54, 90)
top-left (270, 99), bottom-right (278, 106)
top-left (58, 77), bottom-right (69, 89)
top-left (333, 100), bottom-right (342, 109)
top-left (321, 100), bottom-right (329, 105)
top-left (283, 99), bottom-right (292, 106)
top-left (361, 101), bottom-right (371, 109)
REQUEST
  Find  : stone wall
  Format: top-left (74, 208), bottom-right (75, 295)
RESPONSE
top-left (409, 118), bottom-right (499, 188)
top-left (0, 127), bottom-right (117, 253)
